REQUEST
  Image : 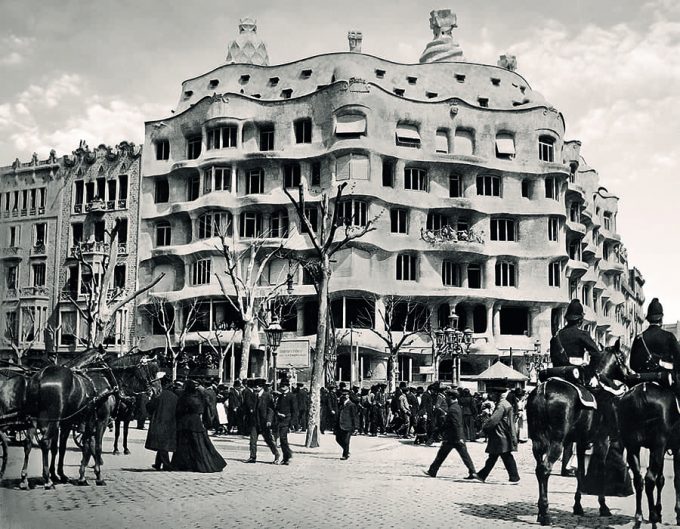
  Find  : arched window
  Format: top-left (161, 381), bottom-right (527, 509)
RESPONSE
top-left (538, 135), bottom-right (555, 162)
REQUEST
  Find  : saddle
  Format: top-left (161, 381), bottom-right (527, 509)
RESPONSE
top-left (544, 377), bottom-right (597, 409)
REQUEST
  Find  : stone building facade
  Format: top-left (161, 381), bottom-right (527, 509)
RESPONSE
top-left (136, 12), bottom-right (646, 385)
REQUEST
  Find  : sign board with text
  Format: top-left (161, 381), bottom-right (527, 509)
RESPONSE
top-left (276, 340), bottom-right (310, 368)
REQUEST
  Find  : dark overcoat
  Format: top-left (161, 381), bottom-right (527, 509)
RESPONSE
top-left (482, 399), bottom-right (517, 455)
top-left (441, 401), bottom-right (465, 444)
top-left (145, 388), bottom-right (179, 452)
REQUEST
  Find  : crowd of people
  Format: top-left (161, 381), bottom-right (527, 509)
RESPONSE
top-left (143, 373), bottom-right (527, 478)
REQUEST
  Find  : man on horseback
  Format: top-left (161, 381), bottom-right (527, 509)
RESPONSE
top-left (550, 299), bottom-right (602, 382)
top-left (630, 298), bottom-right (680, 376)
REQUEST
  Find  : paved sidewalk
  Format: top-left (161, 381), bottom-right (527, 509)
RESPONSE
top-left (0, 428), bottom-right (660, 529)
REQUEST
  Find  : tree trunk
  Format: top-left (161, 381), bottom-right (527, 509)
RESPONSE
top-left (387, 353), bottom-right (397, 393)
top-left (218, 351), bottom-right (225, 384)
top-left (238, 320), bottom-right (254, 380)
top-left (172, 358), bottom-right (178, 382)
top-left (305, 259), bottom-right (330, 448)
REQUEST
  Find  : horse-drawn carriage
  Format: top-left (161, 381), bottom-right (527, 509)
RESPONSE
top-left (0, 351), bottom-right (160, 487)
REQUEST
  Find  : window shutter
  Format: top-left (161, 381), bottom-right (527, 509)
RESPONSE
top-left (336, 154), bottom-right (350, 181)
top-left (335, 114), bottom-right (367, 135)
top-left (350, 155), bottom-right (369, 180)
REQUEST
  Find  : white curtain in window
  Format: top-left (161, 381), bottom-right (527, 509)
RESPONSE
top-left (349, 154), bottom-right (369, 180)
top-left (435, 131), bottom-right (449, 153)
top-left (454, 130), bottom-right (474, 156)
top-left (395, 124), bottom-right (420, 142)
top-left (495, 133), bottom-right (516, 156)
top-left (335, 114), bottom-right (366, 135)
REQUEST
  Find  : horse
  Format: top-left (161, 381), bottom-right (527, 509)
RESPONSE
top-left (616, 373), bottom-right (680, 529)
top-left (0, 367), bottom-right (33, 488)
top-left (24, 351), bottom-right (160, 489)
top-left (526, 340), bottom-right (629, 526)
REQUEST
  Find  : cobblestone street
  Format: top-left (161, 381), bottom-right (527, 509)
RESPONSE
top-left (0, 428), bottom-right (664, 529)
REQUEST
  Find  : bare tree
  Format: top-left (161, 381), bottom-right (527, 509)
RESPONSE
top-left (0, 305), bottom-right (39, 364)
top-left (358, 295), bottom-right (431, 392)
top-left (216, 230), bottom-right (293, 381)
top-left (284, 182), bottom-right (377, 448)
top-left (198, 325), bottom-right (238, 384)
top-left (142, 297), bottom-right (200, 381)
top-left (66, 218), bottom-right (163, 349)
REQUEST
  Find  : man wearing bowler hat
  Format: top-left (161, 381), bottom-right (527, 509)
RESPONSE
top-left (245, 378), bottom-right (280, 464)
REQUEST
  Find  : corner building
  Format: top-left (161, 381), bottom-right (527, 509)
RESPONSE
top-left (137, 13), bottom-right (644, 384)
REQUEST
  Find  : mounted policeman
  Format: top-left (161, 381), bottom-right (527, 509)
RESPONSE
top-left (550, 299), bottom-right (602, 383)
top-left (629, 297), bottom-right (680, 377)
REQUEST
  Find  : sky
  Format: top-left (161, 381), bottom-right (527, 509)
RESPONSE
top-left (1, 0), bottom-right (679, 322)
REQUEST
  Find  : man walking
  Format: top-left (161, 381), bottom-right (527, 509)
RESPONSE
top-left (145, 377), bottom-right (179, 471)
top-left (477, 390), bottom-right (520, 483)
top-left (335, 389), bottom-right (358, 460)
top-left (246, 379), bottom-right (280, 464)
top-left (424, 389), bottom-right (480, 480)
top-left (275, 380), bottom-right (297, 465)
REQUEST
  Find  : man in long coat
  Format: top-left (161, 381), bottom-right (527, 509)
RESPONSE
top-left (145, 378), bottom-right (179, 470)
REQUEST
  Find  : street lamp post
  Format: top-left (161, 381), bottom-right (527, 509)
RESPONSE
top-left (265, 316), bottom-right (284, 392)
top-left (434, 311), bottom-right (473, 385)
top-left (524, 339), bottom-right (545, 384)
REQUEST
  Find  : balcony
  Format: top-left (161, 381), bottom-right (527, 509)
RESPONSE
top-left (85, 199), bottom-right (106, 213)
top-left (420, 226), bottom-right (485, 245)
top-left (0, 247), bottom-right (25, 260)
top-left (71, 241), bottom-right (110, 257)
top-left (565, 220), bottom-right (586, 236)
top-left (117, 199), bottom-right (127, 209)
top-left (19, 286), bottom-right (49, 299)
top-left (600, 259), bottom-right (624, 275)
top-left (566, 259), bottom-right (588, 278)
top-left (5, 288), bottom-right (18, 299)
top-left (30, 244), bottom-right (46, 256)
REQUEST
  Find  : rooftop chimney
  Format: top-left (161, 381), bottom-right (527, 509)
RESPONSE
top-left (226, 17), bottom-right (270, 66)
top-left (419, 9), bottom-right (464, 63)
top-left (348, 31), bottom-right (363, 53)
top-left (498, 54), bottom-right (517, 72)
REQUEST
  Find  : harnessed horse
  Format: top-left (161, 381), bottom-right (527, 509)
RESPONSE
top-left (617, 371), bottom-right (680, 528)
top-left (526, 340), bottom-right (629, 525)
top-left (22, 351), bottom-right (160, 489)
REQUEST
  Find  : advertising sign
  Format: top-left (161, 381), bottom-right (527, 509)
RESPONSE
top-left (277, 340), bottom-right (310, 368)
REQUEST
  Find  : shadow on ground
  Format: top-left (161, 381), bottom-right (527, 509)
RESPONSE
top-left (457, 501), bottom-right (632, 528)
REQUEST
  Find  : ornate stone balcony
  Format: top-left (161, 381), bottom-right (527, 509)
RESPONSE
top-left (19, 286), bottom-right (49, 299)
top-left (30, 244), bottom-right (46, 256)
top-left (0, 247), bottom-right (25, 260)
top-left (420, 226), bottom-right (485, 245)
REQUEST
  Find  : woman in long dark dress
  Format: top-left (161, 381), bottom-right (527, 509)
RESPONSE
top-left (171, 380), bottom-right (226, 473)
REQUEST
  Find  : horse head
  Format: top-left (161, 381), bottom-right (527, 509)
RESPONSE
top-left (600, 338), bottom-right (631, 383)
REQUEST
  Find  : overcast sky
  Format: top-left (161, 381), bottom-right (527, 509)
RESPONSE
top-left (1, 0), bottom-right (679, 323)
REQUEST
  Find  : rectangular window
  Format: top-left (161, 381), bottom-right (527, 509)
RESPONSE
top-left (270, 210), bottom-right (289, 238)
top-left (9, 226), bottom-right (19, 247)
top-left (311, 162), bottom-right (321, 186)
top-left (304, 207), bottom-right (318, 233)
top-left (395, 124), bottom-right (421, 148)
top-left (283, 163), bottom-right (302, 188)
top-left (336, 200), bottom-right (368, 227)
top-left (490, 218), bottom-right (517, 241)
top-left (449, 174), bottom-right (461, 198)
top-left (73, 180), bottom-right (84, 210)
top-left (6, 265), bottom-right (17, 290)
top-left (382, 160), bottom-right (394, 187)
top-left (239, 211), bottom-right (262, 238)
top-left (569, 202), bottom-right (580, 223)
top-left (187, 174), bottom-right (200, 201)
top-left (468, 264), bottom-right (482, 289)
top-left (294, 118), bottom-right (312, 143)
top-left (427, 212), bottom-right (448, 231)
top-left (390, 209), bottom-right (408, 234)
top-left (581, 285), bottom-right (591, 307)
top-left (187, 135), bottom-right (202, 160)
top-left (259, 124), bottom-right (275, 151)
top-left (155, 178), bottom-right (169, 203)
top-left (336, 153), bottom-right (369, 181)
top-left (72, 223), bottom-right (83, 246)
top-left (155, 140), bottom-right (170, 160)
top-left (335, 114), bottom-right (367, 137)
top-left (205, 166), bottom-right (231, 193)
top-left (603, 212), bottom-right (612, 231)
top-left (476, 175), bottom-right (501, 196)
top-left (548, 216), bottom-right (559, 241)
top-left (435, 129), bottom-right (449, 153)
top-left (34, 223), bottom-right (46, 246)
top-left (545, 177), bottom-right (559, 200)
top-left (156, 221), bottom-right (171, 247)
top-left (495, 262), bottom-right (516, 287)
top-left (246, 168), bottom-right (264, 194)
top-left (191, 259), bottom-right (211, 286)
top-left (59, 311), bottom-right (77, 346)
top-left (495, 133), bottom-right (516, 159)
top-left (454, 129), bottom-right (474, 155)
top-left (548, 261), bottom-right (561, 287)
top-left (32, 262), bottom-right (46, 286)
top-left (521, 180), bottom-right (531, 198)
top-left (207, 126), bottom-right (237, 150)
top-left (539, 136), bottom-right (555, 162)
top-left (568, 240), bottom-right (581, 260)
top-left (442, 261), bottom-right (461, 287)
top-left (396, 254), bottom-right (417, 281)
top-left (404, 167), bottom-right (428, 191)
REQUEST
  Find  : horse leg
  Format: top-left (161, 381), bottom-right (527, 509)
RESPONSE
top-left (76, 424), bottom-right (93, 486)
top-left (94, 420), bottom-right (107, 486)
top-left (38, 425), bottom-right (56, 490)
top-left (655, 466), bottom-right (665, 523)
top-left (113, 419), bottom-right (120, 455)
top-left (56, 425), bottom-right (70, 483)
top-left (19, 429), bottom-right (33, 490)
top-left (573, 442), bottom-right (586, 516)
top-left (645, 447), bottom-right (665, 529)
top-left (535, 440), bottom-right (562, 526)
top-left (123, 420), bottom-right (130, 455)
top-left (627, 445), bottom-right (644, 529)
top-left (48, 432), bottom-right (59, 484)
top-left (673, 450), bottom-right (680, 525)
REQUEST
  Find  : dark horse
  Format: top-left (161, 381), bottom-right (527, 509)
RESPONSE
top-left (0, 367), bottom-right (33, 487)
top-left (24, 351), bottom-right (160, 489)
top-left (617, 376), bottom-right (680, 528)
top-left (527, 340), bottom-right (629, 525)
